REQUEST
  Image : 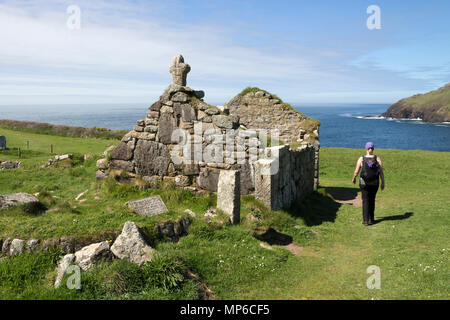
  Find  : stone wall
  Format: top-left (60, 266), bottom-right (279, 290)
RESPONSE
top-left (225, 89), bottom-right (320, 190)
top-left (254, 144), bottom-right (315, 210)
top-left (100, 55), bottom-right (320, 209)
top-left (225, 90), bottom-right (319, 145)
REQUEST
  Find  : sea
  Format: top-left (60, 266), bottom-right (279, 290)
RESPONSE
top-left (0, 103), bottom-right (449, 152)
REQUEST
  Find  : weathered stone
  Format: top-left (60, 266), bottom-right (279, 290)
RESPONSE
top-left (205, 108), bottom-right (220, 116)
top-left (181, 104), bottom-right (196, 122)
top-left (169, 54), bottom-right (191, 86)
top-left (111, 142), bottom-right (134, 161)
top-left (145, 118), bottom-right (158, 126)
top-left (194, 90), bottom-right (205, 99)
top-left (125, 195), bottom-right (168, 216)
top-left (212, 115), bottom-right (233, 129)
top-left (54, 254), bottom-right (75, 288)
top-left (111, 221), bottom-right (156, 266)
top-left (96, 158), bottom-right (108, 170)
top-left (109, 160), bottom-right (134, 172)
top-left (196, 168), bottom-right (220, 192)
top-left (217, 170), bottom-right (240, 224)
top-left (134, 125), bottom-right (144, 132)
top-left (148, 111), bottom-right (160, 119)
top-left (144, 125), bottom-right (158, 133)
top-left (182, 163), bottom-right (200, 176)
top-left (149, 101), bottom-right (162, 112)
top-left (137, 119), bottom-right (145, 126)
top-left (74, 241), bottom-right (112, 271)
top-left (26, 239), bottom-right (40, 252)
top-left (1, 238), bottom-right (12, 255)
top-left (160, 105), bottom-right (174, 114)
top-left (42, 238), bottom-right (59, 251)
top-left (0, 136), bottom-right (6, 150)
top-left (204, 208), bottom-right (217, 217)
top-left (158, 221), bottom-right (174, 238)
top-left (10, 239), bottom-right (25, 256)
top-left (96, 170), bottom-right (108, 181)
top-left (174, 175), bottom-right (191, 187)
top-left (172, 92), bottom-right (189, 103)
top-left (59, 237), bottom-right (75, 253)
top-left (134, 140), bottom-right (170, 176)
top-left (0, 193), bottom-right (40, 210)
top-left (54, 154), bottom-right (73, 161)
top-left (157, 112), bottom-right (177, 144)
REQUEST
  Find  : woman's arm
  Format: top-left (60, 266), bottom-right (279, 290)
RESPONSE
top-left (352, 157), bottom-right (362, 184)
top-left (378, 156), bottom-right (385, 190)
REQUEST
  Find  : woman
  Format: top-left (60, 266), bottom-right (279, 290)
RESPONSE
top-left (352, 142), bottom-right (385, 226)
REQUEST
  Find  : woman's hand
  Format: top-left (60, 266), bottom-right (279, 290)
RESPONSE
top-left (381, 181), bottom-right (385, 190)
top-left (352, 176), bottom-right (356, 184)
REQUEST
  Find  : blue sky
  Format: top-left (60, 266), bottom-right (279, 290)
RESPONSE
top-left (0, 0), bottom-right (449, 105)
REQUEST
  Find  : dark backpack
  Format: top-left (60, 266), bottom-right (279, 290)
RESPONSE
top-left (360, 155), bottom-right (380, 186)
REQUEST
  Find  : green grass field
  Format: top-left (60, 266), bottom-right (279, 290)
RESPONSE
top-left (0, 127), bottom-right (448, 300)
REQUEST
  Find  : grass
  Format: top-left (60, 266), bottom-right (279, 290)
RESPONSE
top-left (0, 127), bottom-right (449, 299)
top-left (0, 119), bottom-right (127, 140)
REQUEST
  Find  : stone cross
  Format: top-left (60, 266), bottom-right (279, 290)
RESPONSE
top-left (169, 54), bottom-right (191, 86)
top-left (0, 136), bottom-right (6, 150)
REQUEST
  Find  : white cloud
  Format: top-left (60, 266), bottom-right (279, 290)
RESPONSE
top-left (0, 0), bottom-right (444, 104)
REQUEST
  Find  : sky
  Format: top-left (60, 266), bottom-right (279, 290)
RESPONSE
top-left (0, 0), bottom-right (449, 105)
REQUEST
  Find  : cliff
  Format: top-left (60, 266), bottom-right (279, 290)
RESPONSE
top-left (381, 83), bottom-right (450, 122)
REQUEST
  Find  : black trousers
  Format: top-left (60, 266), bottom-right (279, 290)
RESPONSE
top-left (360, 184), bottom-right (379, 222)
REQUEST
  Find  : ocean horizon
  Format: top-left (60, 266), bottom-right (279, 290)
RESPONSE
top-left (1, 103), bottom-right (449, 152)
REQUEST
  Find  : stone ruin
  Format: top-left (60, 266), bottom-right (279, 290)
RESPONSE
top-left (100, 54), bottom-right (320, 210)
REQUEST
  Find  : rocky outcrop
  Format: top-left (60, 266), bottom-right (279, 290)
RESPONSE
top-left (382, 83), bottom-right (450, 122)
top-left (0, 193), bottom-right (40, 210)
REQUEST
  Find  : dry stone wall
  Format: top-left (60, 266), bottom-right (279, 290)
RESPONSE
top-left (254, 144), bottom-right (315, 210)
top-left (100, 55), bottom-right (320, 209)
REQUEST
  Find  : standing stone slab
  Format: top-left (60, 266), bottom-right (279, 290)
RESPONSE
top-left (217, 170), bottom-right (240, 224)
top-left (125, 195), bottom-right (168, 217)
top-left (0, 136), bottom-right (6, 150)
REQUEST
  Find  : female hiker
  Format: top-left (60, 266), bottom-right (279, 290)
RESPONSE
top-left (352, 142), bottom-right (385, 226)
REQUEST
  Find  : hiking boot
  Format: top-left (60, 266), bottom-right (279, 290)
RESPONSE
top-left (362, 221), bottom-right (369, 226)
top-left (368, 220), bottom-right (374, 225)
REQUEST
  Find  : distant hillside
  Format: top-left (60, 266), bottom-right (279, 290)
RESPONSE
top-left (381, 83), bottom-right (450, 122)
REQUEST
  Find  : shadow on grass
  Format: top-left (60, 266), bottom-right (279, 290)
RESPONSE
top-left (254, 227), bottom-right (293, 245)
top-left (374, 212), bottom-right (414, 224)
top-left (286, 188), bottom-right (343, 226)
top-left (325, 187), bottom-right (360, 202)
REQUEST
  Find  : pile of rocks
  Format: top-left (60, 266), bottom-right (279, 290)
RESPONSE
top-left (0, 217), bottom-right (190, 259)
top-left (1, 161), bottom-right (21, 170)
top-left (43, 154), bottom-right (73, 168)
top-left (54, 221), bottom-right (157, 288)
top-left (0, 232), bottom-right (119, 257)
